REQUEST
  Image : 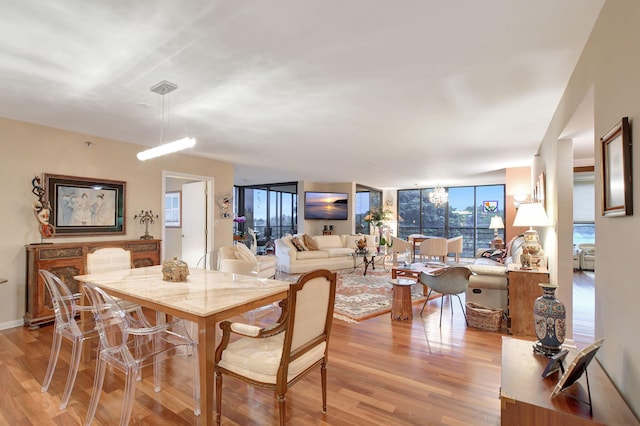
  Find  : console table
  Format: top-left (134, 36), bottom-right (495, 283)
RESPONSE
top-left (501, 337), bottom-right (639, 425)
top-left (24, 239), bottom-right (161, 329)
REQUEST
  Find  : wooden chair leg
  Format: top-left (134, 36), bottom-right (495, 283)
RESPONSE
top-left (321, 361), bottom-right (327, 413)
top-left (277, 394), bottom-right (286, 426)
top-left (215, 371), bottom-right (222, 425)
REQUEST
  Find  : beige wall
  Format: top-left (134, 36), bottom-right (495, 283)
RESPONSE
top-left (505, 166), bottom-right (531, 241)
top-left (0, 117), bottom-right (234, 326)
top-left (298, 181), bottom-right (356, 235)
top-left (538, 0), bottom-right (640, 416)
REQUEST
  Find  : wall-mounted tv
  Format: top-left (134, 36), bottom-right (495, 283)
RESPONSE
top-left (304, 192), bottom-right (348, 220)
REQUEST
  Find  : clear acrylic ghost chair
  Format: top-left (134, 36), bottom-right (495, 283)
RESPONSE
top-left (86, 247), bottom-right (151, 327)
top-left (39, 269), bottom-right (99, 410)
top-left (83, 284), bottom-right (200, 426)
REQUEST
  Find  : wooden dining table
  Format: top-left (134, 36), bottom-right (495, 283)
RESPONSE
top-left (75, 265), bottom-right (291, 425)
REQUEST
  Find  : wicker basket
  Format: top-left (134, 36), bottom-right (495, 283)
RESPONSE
top-left (466, 302), bottom-right (503, 332)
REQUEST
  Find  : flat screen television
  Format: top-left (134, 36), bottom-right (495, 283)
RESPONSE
top-left (304, 192), bottom-right (348, 220)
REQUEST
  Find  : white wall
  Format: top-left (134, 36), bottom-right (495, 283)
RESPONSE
top-left (538, 0), bottom-right (640, 416)
top-left (0, 117), bottom-right (234, 327)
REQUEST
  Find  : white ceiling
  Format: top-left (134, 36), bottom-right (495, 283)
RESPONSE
top-left (0, 1), bottom-right (603, 189)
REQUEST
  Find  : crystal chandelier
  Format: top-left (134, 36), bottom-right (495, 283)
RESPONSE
top-left (429, 184), bottom-right (448, 207)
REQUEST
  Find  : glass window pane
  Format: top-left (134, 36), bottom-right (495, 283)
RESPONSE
top-left (355, 191), bottom-right (369, 234)
top-left (421, 188), bottom-right (445, 234)
top-left (476, 185), bottom-right (505, 251)
top-left (398, 189), bottom-right (420, 238)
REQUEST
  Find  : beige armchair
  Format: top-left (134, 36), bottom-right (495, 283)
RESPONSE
top-left (218, 243), bottom-right (277, 278)
top-left (388, 236), bottom-right (413, 264)
top-left (418, 237), bottom-right (448, 262)
top-left (447, 236), bottom-right (463, 263)
top-left (577, 243), bottom-right (595, 271)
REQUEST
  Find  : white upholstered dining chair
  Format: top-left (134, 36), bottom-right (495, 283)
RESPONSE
top-left (85, 247), bottom-right (150, 326)
top-left (215, 269), bottom-right (337, 425)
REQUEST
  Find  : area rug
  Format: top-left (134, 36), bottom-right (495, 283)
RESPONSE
top-left (282, 270), bottom-right (436, 323)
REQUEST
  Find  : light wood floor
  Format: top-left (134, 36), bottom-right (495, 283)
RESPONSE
top-left (0, 272), bottom-right (594, 425)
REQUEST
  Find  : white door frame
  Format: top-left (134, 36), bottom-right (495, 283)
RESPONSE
top-left (161, 170), bottom-right (214, 262)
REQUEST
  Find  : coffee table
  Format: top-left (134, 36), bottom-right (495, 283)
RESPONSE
top-left (390, 278), bottom-right (415, 320)
top-left (391, 263), bottom-right (449, 295)
top-left (350, 251), bottom-right (376, 275)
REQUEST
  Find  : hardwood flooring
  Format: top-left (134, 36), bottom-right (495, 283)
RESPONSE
top-left (0, 272), bottom-right (594, 425)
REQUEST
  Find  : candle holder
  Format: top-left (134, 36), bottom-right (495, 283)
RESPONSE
top-left (134, 210), bottom-right (159, 240)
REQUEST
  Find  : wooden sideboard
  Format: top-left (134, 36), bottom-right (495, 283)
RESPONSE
top-left (24, 239), bottom-right (161, 329)
top-left (507, 263), bottom-right (550, 336)
top-left (501, 337), bottom-right (639, 425)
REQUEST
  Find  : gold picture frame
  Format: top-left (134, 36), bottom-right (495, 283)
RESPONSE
top-left (601, 117), bottom-right (633, 217)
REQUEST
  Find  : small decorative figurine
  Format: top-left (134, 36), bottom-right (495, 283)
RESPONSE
top-left (162, 257), bottom-right (190, 282)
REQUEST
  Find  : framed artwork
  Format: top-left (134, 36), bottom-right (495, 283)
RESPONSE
top-left (45, 174), bottom-right (125, 236)
top-left (165, 191), bottom-right (182, 227)
top-left (601, 117), bottom-right (633, 217)
top-left (483, 200), bottom-right (498, 213)
top-left (550, 338), bottom-right (604, 399)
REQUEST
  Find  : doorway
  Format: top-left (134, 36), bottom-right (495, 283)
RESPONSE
top-left (162, 171), bottom-right (214, 269)
top-left (560, 87), bottom-right (596, 342)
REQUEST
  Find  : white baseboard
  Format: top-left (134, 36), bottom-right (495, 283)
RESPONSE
top-left (0, 319), bottom-right (24, 330)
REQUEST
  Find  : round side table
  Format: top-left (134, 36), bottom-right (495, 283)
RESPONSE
top-left (390, 278), bottom-right (414, 321)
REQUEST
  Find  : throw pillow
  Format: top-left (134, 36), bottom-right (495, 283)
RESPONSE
top-left (303, 234), bottom-right (319, 250)
top-left (290, 236), bottom-right (306, 252)
top-left (295, 234), bottom-right (309, 250)
top-left (481, 249), bottom-right (506, 263)
top-left (236, 242), bottom-right (258, 262)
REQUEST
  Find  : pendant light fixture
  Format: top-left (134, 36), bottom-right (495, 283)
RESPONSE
top-left (137, 80), bottom-right (196, 161)
top-left (429, 184), bottom-right (448, 207)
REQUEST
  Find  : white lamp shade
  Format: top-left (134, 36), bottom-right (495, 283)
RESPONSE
top-left (489, 216), bottom-right (504, 230)
top-left (513, 202), bottom-right (549, 227)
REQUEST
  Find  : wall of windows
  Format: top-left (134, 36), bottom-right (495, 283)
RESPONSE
top-left (397, 184), bottom-right (505, 258)
top-left (236, 182), bottom-right (297, 250)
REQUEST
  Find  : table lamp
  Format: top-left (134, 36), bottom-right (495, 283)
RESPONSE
top-left (489, 216), bottom-right (505, 248)
top-left (513, 202), bottom-right (549, 265)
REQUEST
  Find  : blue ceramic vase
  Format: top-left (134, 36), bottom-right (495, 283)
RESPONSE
top-left (533, 283), bottom-right (566, 356)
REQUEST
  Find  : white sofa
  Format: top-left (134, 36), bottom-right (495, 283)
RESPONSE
top-left (275, 233), bottom-right (378, 274)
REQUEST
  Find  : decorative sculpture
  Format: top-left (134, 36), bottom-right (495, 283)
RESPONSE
top-left (31, 176), bottom-right (55, 241)
top-left (219, 195), bottom-right (232, 218)
top-left (162, 257), bottom-right (190, 282)
top-left (134, 210), bottom-right (159, 240)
